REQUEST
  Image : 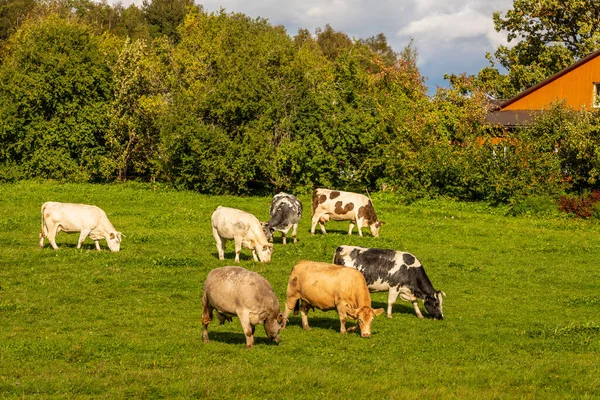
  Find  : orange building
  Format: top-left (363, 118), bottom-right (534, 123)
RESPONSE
top-left (486, 49), bottom-right (600, 127)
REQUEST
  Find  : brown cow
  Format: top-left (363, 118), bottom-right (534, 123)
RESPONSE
top-left (282, 260), bottom-right (384, 337)
top-left (311, 188), bottom-right (382, 237)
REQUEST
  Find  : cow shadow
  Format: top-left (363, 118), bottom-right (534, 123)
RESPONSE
top-left (306, 228), bottom-right (352, 236)
top-left (284, 315), bottom-right (355, 334)
top-left (210, 251), bottom-right (254, 262)
top-left (206, 331), bottom-right (279, 347)
top-left (371, 301), bottom-right (437, 319)
top-left (42, 243), bottom-right (98, 251)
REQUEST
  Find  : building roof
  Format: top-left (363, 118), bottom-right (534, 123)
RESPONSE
top-left (500, 48), bottom-right (600, 110)
top-left (485, 110), bottom-right (543, 127)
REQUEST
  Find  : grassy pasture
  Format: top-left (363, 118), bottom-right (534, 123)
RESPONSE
top-left (1, 181), bottom-right (600, 399)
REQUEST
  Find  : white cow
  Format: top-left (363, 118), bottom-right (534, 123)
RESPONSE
top-left (211, 206), bottom-right (273, 263)
top-left (39, 202), bottom-right (123, 252)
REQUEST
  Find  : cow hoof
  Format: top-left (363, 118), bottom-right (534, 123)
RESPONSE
top-left (386, 314), bottom-right (392, 319)
top-left (302, 326), bottom-right (312, 331)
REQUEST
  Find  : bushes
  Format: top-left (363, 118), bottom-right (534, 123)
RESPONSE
top-left (2, 10), bottom-right (600, 205)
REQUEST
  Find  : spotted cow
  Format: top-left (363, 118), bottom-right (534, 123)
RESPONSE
top-left (265, 193), bottom-right (302, 245)
top-left (333, 245), bottom-right (446, 320)
top-left (311, 189), bottom-right (382, 237)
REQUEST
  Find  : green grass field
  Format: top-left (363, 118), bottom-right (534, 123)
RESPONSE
top-left (1, 181), bottom-right (599, 398)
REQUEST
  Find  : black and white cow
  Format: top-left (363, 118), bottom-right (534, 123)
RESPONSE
top-left (264, 193), bottom-right (302, 245)
top-left (333, 245), bottom-right (445, 320)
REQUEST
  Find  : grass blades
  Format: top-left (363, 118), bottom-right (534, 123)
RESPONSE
top-left (1, 181), bottom-right (600, 398)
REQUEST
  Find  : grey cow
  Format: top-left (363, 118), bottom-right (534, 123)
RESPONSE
top-left (202, 266), bottom-right (284, 348)
top-left (264, 193), bottom-right (303, 245)
top-left (333, 245), bottom-right (446, 320)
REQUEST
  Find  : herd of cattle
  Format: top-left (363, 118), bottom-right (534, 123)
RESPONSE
top-left (39, 189), bottom-right (445, 348)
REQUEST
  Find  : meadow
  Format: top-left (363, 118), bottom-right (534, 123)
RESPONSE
top-left (1, 181), bottom-right (600, 399)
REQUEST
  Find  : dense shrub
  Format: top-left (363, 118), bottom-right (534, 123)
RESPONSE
top-left (558, 191), bottom-right (600, 218)
top-left (1, 7), bottom-right (600, 204)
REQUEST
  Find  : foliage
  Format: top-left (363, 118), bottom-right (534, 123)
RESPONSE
top-left (0, 13), bottom-right (113, 181)
top-left (2, 182), bottom-right (600, 398)
top-left (1, 1), bottom-right (600, 204)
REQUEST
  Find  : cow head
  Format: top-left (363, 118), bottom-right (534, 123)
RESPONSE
top-left (256, 243), bottom-right (274, 263)
top-left (107, 231), bottom-right (123, 252)
top-left (346, 305), bottom-right (384, 337)
top-left (369, 220), bottom-right (383, 238)
top-left (424, 291), bottom-right (446, 320)
top-left (261, 222), bottom-right (274, 242)
top-left (264, 312), bottom-right (285, 343)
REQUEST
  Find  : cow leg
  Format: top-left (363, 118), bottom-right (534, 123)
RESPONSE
top-left (234, 236), bottom-right (243, 263)
top-left (239, 311), bottom-right (255, 348)
top-left (310, 215), bottom-right (319, 236)
top-left (292, 223), bottom-right (298, 244)
top-left (336, 303), bottom-right (348, 334)
top-left (77, 229), bottom-right (90, 249)
top-left (299, 301), bottom-right (312, 331)
top-left (412, 301), bottom-right (424, 319)
top-left (318, 221), bottom-right (327, 235)
top-left (355, 217), bottom-right (363, 237)
top-left (281, 232), bottom-right (287, 245)
top-left (212, 228), bottom-right (225, 260)
top-left (94, 240), bottom-right (101, 251)
top-left (282, 294), bottom-right (300, 329)
top-left (201, 292), bottom-right (214, 343)
top-left (348, 222), bottom-right (355, 236)
top-left (45, 221), bottom-right (60, 250)
top-left (387, 288), bottom-right (401, 318)
top-left (251, 249), bottom-right (259, 262)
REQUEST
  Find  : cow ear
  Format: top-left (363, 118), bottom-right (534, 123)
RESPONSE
top-left (109, 232), bottom-right (115, 239)
top-left (373, 308), bottom-right (384, 316)
top-left (439, 291), bottom-right (446, 297)
top-left (277, 313), bottom-right (284, 324)
top-left (263, 244), bottom-right (272, 252)
top-left (345, 305), bottom-right (358, 319)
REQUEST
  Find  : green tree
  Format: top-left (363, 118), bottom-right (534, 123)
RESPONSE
top-left (0, 0), bottom-right (36, 43)
top-left (142, 0), bottom-right (196, 43)
top-left (0, 14), bottom-right (113, 181)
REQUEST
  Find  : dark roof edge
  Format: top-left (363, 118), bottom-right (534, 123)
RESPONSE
top-left (501, 48), bottom-right (600, 109)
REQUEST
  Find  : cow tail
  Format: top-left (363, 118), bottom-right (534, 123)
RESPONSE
top-left (293, 299), bottom-right (300, 315)
top-left (40, 203), bottom-right (46, 238)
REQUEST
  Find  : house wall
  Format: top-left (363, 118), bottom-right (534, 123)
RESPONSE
top-left (503, 56), bottom-right (600, 111)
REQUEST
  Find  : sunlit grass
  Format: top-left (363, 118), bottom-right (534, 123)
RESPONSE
top-left (1, 181), bottom-right (599, 398)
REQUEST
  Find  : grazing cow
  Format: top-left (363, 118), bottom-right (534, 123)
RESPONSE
top-left (211, 206), bottom-right (273, 263)
top-left (39, 202), bottom-right (123, 252)
top-left (202, 266), bottom-right (284, 348)
top-left (282, 260), bottom-right (384, 337)
top-left (265, 192), bottom-right (303, 245)
top-left (333, 245), bottom-right (446, 320)
top-left (311, 188), bottom-right (382, 237)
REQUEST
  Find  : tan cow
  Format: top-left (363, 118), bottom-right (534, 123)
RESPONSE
top-left (311, 188), bottom-right (382, 237)
top-left (202, 266), bottom-right (284, 348)
top-left (39, 202), bottom-right (123, 252)
top-left (282, 260), bottom-right (384, 337)
top-left (211, 206), bottom-right (273, 263)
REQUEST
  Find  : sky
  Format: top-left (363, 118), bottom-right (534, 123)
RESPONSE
top-left (109, 0), bottom-right (515, 95)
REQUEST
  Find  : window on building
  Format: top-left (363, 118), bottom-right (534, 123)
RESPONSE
top-left (594, 83), bottom-right (600, 108)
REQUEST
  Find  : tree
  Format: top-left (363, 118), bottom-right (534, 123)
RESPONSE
top-left (0, 14), bottom-right (113, 181)
top-left (0, 0), bottom-right (36, 43)
top-left (477, 0), bottom-right (600, 98)
top-left (142, 0), bottom-right (197, 43)
top-left (358, 33), bottom-right (396, 66)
